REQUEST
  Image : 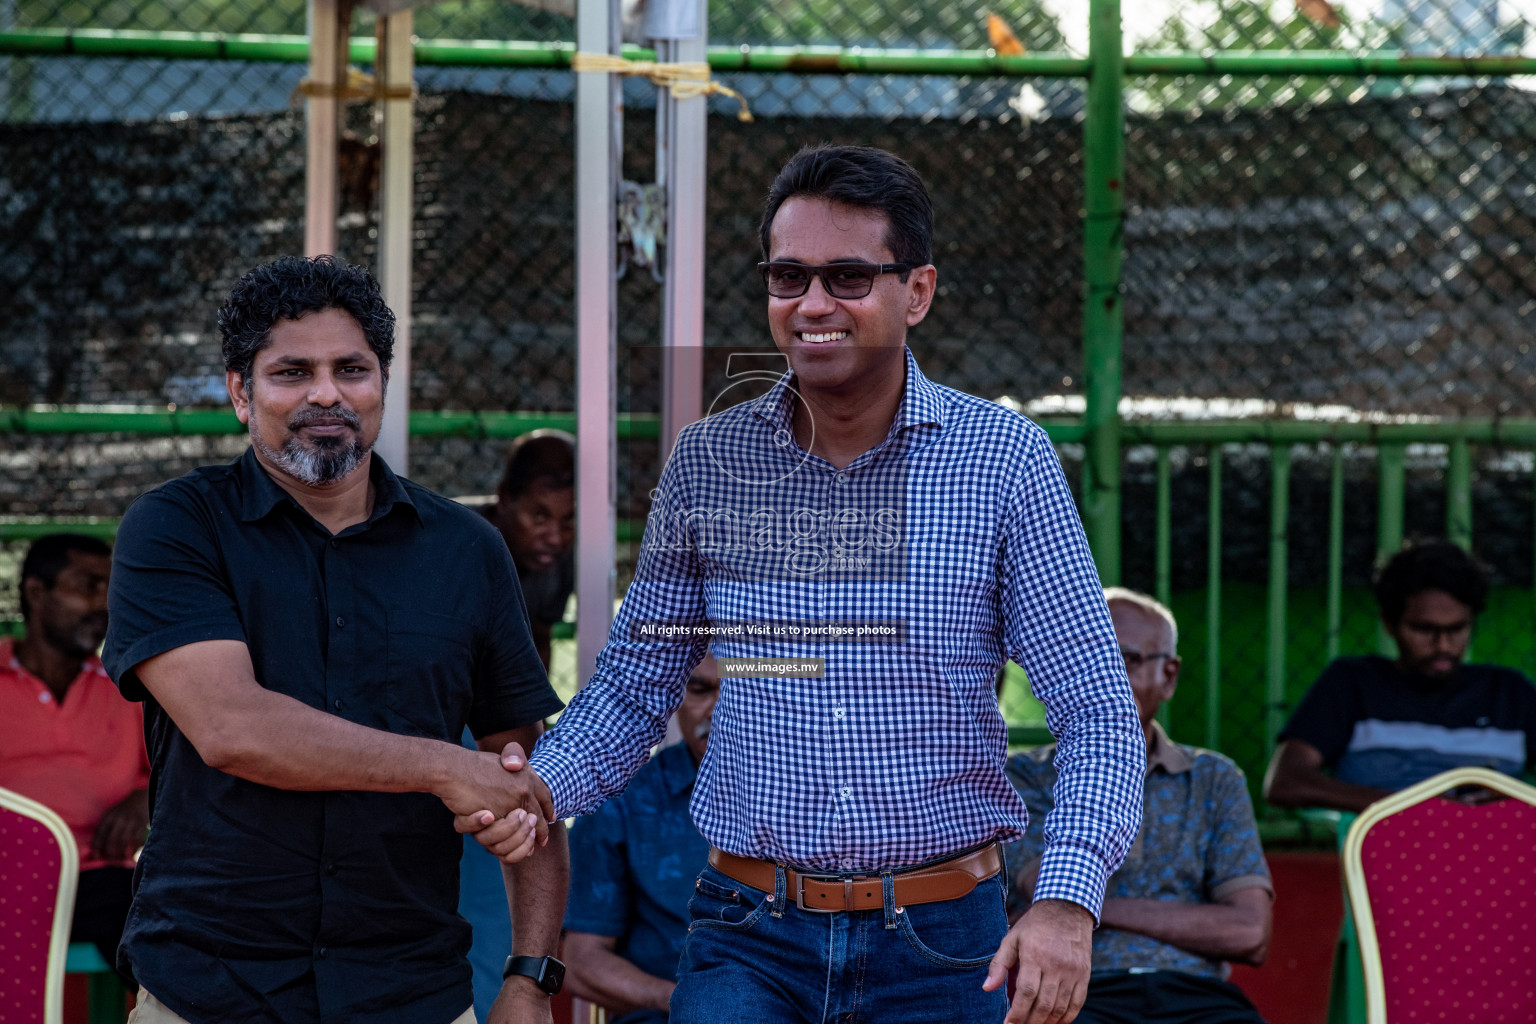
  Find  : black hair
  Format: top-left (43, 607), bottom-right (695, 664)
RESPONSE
top-left (19, 534), bottom-right (111, 619)
top-left (497, 430), bottom-right (576, 500)
top-left (1373, 539), bottom-right (1489, 625)
top-left (217, 254), bottom-right (395, 390)
top-left (759, 145), bottom-right (934, 268)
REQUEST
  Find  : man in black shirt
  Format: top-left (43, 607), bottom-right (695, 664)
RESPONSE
top-left (103, 255), bottom-right (567, 1024)
top-left (1266, 539), bottom-right (1536, 812)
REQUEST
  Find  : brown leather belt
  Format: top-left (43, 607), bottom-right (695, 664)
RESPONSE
top-left (708, 844), bottom-right (1001, 914)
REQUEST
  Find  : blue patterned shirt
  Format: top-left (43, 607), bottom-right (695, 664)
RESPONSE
top-left (563, 742), bottom-right (709, 1002)
top-left (1004, 724), bottom-right (1272, 978)
top-left (531, 348), bottom-right (1144, 916)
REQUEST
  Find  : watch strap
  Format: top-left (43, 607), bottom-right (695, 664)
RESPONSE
top-left (502, 954), bottom-right (565, 995)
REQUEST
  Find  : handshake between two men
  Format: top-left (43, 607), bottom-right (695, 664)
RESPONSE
top-left (448, 740), bottom-right (553, 864)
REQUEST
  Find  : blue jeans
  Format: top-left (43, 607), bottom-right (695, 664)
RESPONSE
top-left (670, 863), bottom-right (1010, 1023)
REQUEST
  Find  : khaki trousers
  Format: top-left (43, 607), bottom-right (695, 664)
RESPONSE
top-left (128, 989), bottom-right (477, 1024)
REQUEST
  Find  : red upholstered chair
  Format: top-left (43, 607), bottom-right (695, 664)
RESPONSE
top-left (0, 785), bottom-right (80, 1024)
top-left (1341, 766), bottom-right (1536, 1024)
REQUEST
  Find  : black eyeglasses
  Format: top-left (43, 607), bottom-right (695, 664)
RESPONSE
top-left (757, 260), bottom-right (915, 300)
top-left (1120, 648), bottom-right (1175, 672)
top-left (1399, 619), bottom-right (1473, 643)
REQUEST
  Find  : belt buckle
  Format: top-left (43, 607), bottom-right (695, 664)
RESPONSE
top-left (794, 873), bottom-right (850, 913)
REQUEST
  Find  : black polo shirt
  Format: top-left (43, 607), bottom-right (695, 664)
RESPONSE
top-left (102, 448), bottom-right (563, 1024)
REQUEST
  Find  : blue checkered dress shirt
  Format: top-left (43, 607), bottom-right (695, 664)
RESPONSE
top-left (530, 348), bottom-right (1144, 916)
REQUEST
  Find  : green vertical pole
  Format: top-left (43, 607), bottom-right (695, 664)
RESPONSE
top-left (1267, 445), bottom-right (1291, 756)
top-left (1447, 437), bottom-right (1474, 661)
top-left (1327, 445), bottom-right (1345, 662)
top-left (1155, 445), bottom-right (1172, 728)
top-left (89, 973), bottom-right (127, 1023)
top-left (1447, 437), bottom-right (1472, 550)
top-left (1155, 447), bottom-right (1172, 606)
top-left (1081, 0), bottom-right (1125, 585)
top-left (1206, 446), bottom-right (1222, 751)
top-left (1377, 444), bottom-right (1406, 657)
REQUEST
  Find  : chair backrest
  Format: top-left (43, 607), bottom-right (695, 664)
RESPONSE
top-left (1342, 767), bottom-right (1536, 1024)
top-left (0, 786), bottom-right (79, 1024)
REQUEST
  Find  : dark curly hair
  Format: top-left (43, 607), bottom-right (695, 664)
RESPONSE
top-left (218, 254), bottom-right (395, 391)
top-left (1374, 539), bottom-right (1489, 626)
top-left (498, 429), bottom-right (575, 500)
top-left (20, 533), bottom-right (111, 619)
top-left (759, 145), bottom-right (934, 268)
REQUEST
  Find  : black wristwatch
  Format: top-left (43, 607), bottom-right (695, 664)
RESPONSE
top-left (503, 954), bottom-right (565, 995)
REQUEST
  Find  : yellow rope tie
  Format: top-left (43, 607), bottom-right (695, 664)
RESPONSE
top-left (570, 51), bottom-right (753, 122)
top-left (291, 68), bottom-right (416, 106)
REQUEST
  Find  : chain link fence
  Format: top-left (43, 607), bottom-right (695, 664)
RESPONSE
top-left (5, 0), bottom-right (1536, 794)
top-left (1110, 0), bottom-right (1536, 791)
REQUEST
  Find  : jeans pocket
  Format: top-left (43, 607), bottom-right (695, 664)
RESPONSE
top-left (897, 878), bottom-right (1007, 970)
top-left (687, 867), bottom-right (771, 931)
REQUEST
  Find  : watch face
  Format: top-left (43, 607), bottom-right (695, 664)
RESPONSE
top-left (541, 957), bottom-right (566, 995)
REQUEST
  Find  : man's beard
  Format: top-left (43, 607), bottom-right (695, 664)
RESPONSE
top-left (1405, 657), bottom-right (1460, 685)
top-left (42, 612), bottom-right (109, 660)
top-left (252, 405), bottom-right (371, 486)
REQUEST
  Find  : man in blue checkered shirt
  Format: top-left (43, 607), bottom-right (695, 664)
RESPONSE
top-left (469, 145), bottom-right (1145, 1024)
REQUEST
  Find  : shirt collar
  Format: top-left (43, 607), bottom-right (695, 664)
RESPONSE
top-left (657, 741), bottom-right (699, 796)
top-left (0, 637), bottom-right (105, 685)
top-left (237, 447), bottom-right (419, 528)
top-left (1145, 720), bottom-right (1193, 775)
top-left (752, 347), bottom-right (947, 442)
top-left (893, 347), bottom-right (947, 437)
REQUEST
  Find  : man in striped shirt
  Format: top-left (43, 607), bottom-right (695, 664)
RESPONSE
top-left (470, 145), bottom-right (1145, 1024)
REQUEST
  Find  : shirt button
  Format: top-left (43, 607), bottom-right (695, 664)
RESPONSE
top-left (835, 472), bottom-right (848, 484)
top-left (330, 540), bottom-right (339, 549)
top-left (335, 616), bottom-right (345, 628)
top-left (317, 948), bottom-right (328, 959)
top-left (38, 691), bottom-right (51, 704)
top-left (839, 786), bottom-right (852, 798)
top-left (333, 699), bottom-right (345, 712)
top-left (833, 708), bottom-right (846, 720)
top-left (326, 863), bottom-right (338, 876)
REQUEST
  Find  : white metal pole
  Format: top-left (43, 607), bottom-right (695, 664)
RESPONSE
top-left (658, 0), bottom-right (708, 459)
top-left (375, 10), bottom-right (414, 474)
top-left (305, 0), bottom-right (342, 257)
top-left (574, 0), bottom-right (621, 688)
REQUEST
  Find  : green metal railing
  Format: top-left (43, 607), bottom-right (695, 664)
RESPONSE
top-left (1143, 435), bottom-right (1498, 754)
top-left (0, 406), bottom-right (663, 439)
top-left (8, 27), bottom-right (1536, 79)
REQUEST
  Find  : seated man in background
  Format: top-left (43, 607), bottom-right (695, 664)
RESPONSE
top-left (0, 534), bottom-right (148, 983)
top-left (561, 655), bottom-right (720, 1023)
top-left (485, 429), bottom-right (576, 670)
top-left (1006, 588), bottom-right (1271, 1024)
top-left (1266, 539), bottom-right (1536, 812)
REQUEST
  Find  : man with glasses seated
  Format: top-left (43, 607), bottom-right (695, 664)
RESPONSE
top-left (1265, 539), bottom-right (1536, 812)
top-left (1004, 588), bottom-right (1273, 1024)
